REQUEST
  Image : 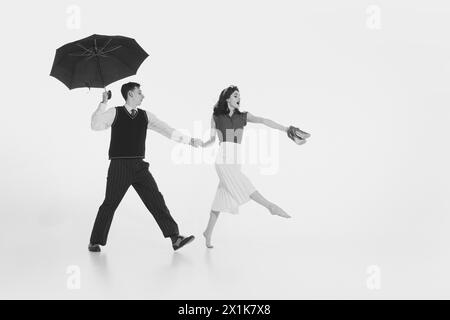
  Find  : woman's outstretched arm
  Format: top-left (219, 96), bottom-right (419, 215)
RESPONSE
top-left (247, 112), bottom-right (288, 132)
top-left (202, 115), bottom-right (217, 147)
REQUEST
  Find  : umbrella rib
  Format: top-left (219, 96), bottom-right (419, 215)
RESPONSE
top-left (99, 38), bottom-right (113, 52)
top-left (68, 45), bottom-right (123, 58)
top-left (75, 43), bottom-right (94, 54)
top-left (68, 43), bottom-right (94, 57)
top-left (100, 45), bottom-right (123, 55)
top-left (86, 54), bottom-right (103, 60)
top-left (69, 52), bottom-right (92, 57)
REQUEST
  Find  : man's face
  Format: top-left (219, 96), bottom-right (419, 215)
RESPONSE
top-left (129, 87), bottom-right (145, 105)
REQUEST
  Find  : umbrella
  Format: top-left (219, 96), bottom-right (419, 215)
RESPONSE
top-left (50, 34), bottom-right (149, 99)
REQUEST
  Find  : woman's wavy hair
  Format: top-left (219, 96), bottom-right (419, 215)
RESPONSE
top-left (213, 85), bottom-right (243, 116)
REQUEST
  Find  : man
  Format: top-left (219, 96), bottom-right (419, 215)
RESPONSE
top-left (88, 82), bottom-right (202, 252)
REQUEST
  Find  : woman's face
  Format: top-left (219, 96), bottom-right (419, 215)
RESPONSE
top-left (227, 90), bottom-right (241, 109)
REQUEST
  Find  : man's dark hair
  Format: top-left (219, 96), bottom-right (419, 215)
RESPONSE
top-left (121, 82), bottom-right (140, 101)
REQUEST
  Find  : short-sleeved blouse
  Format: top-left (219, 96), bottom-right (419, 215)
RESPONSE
top-left (213, 111), bottom-right (248, 144)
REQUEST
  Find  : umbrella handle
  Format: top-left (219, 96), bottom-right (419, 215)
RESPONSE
top-left (103, 88), bottom-right (112, 100)
top-left (95, 49), bottom-right (111, 100)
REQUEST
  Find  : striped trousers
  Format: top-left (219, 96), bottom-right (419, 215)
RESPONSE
top-left (90, 159), bottom-right (179, 245)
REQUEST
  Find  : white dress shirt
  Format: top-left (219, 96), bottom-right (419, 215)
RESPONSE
top-left (91, 102), bottom-right (192, 144)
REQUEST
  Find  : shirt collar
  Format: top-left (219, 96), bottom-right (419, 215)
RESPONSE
top-left (227, 110), bottom-right (239, 118)
top-left (124, 104), bottom-right (138, 113)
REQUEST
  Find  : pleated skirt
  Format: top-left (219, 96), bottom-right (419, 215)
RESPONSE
top-left (211, 142), bottom-right (256, 214)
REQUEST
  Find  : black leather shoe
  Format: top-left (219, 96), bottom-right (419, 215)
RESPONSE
top-left (172, 235), bottom-right (195, 251)
top-left (88, 243), bottom-right (101, 252)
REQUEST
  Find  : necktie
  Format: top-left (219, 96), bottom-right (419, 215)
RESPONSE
top-left (131, 109), bottom-right (137, 117)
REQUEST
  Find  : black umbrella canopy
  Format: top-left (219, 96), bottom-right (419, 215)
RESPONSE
top-left (50, 34), bottom-right (149, 90)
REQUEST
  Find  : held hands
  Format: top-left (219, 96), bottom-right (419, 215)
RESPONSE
top-left (190, 138), bottom-right (211, 148)
top-left (190, 138), bottom-right (203, 148)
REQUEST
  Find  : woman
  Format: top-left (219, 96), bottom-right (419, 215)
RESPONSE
top-left (201, 85), bottom-right (310, 248)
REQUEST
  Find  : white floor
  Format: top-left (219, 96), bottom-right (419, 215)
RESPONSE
top-left (1, 210), bottom-right (449, 300)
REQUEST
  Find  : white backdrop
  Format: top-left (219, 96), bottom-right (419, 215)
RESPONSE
top-left (0, 0), bottom-right (449, 299)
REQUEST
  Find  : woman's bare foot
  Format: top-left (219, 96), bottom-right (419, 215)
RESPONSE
top-left (269, 204), bottom-right (291, 218)
top-left (203, 231), bottom-right (214, 248)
